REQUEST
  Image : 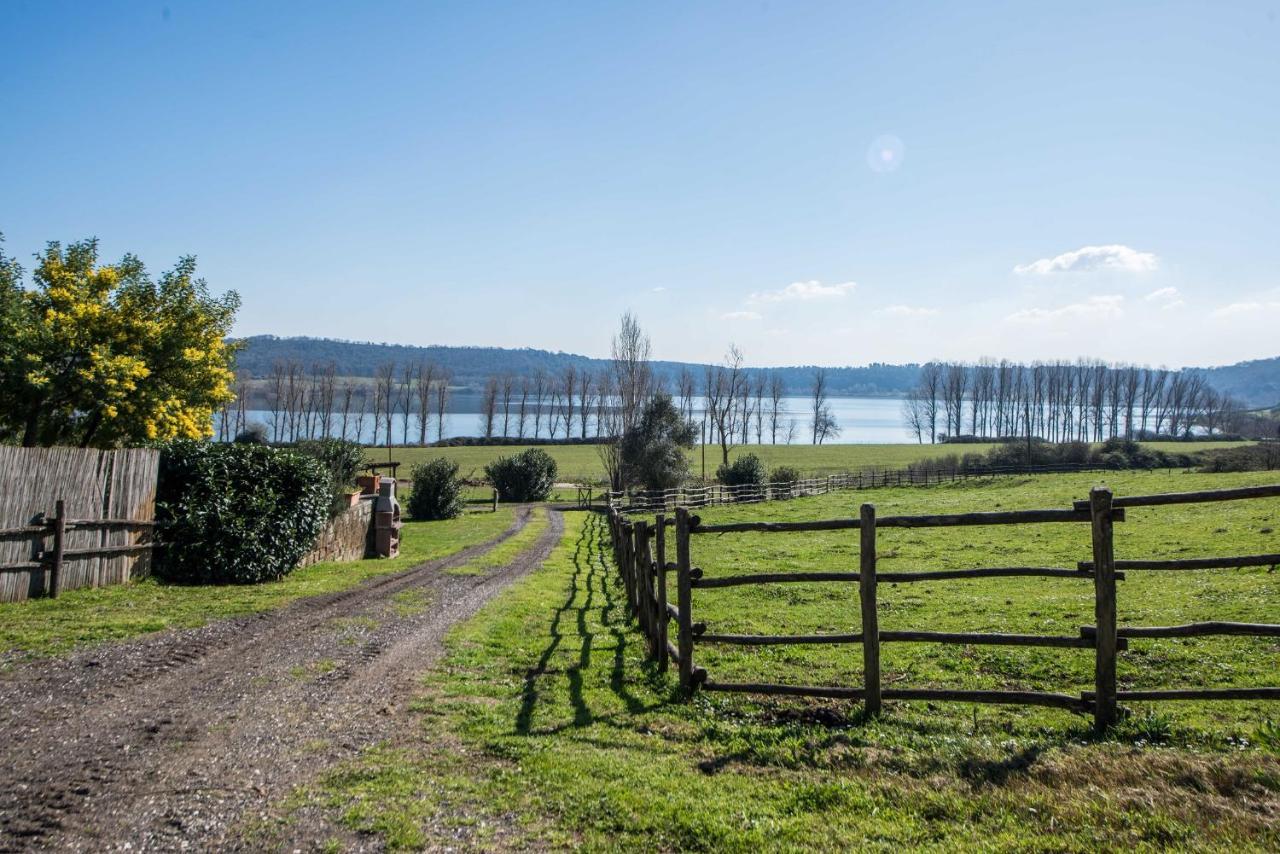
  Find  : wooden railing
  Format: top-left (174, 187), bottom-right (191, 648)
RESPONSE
top-left (606, 462), bottom-right (1182, 515)
top-left (605, 483), bottom-right (1280, 731)
top-left (0, 500), bottom-right (157, 599)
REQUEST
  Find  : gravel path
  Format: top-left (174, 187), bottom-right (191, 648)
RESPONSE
top-left (0, 506), bottom-right (565, 852)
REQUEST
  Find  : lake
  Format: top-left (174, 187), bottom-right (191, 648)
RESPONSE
top-left (223, 395), bottom-right (914, 444)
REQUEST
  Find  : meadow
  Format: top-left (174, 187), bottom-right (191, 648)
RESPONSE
top-left (306, 468), bottom-right (1280, 850)
top-left (368, 440), bottom-right (1245, 485)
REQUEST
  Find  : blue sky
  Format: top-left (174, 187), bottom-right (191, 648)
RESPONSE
top-left (2, 1), bottom-right (1278, 368)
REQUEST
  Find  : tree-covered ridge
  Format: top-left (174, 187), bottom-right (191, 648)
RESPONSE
top-left (231, 335), bottom-right (923, 396)
top-left (232, 335), bottom-right (1280, 407)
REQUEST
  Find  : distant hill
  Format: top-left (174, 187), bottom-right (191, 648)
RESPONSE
top-left (231, 335), bottom-right (1280, 405)
top-left (1193, 357), bottom-right (1280, 409)
top-left (230, 336), bottom-right (921, 397)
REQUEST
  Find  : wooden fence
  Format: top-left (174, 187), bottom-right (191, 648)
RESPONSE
top-left (605, 462), bottom-right (1175, 515)
top-left (606, 483), bottom-right (1280, 731)
top-left (0, 447), bottom-right (159, 603)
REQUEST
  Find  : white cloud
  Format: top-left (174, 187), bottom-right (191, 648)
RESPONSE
top-left (876, 304), bottom-right (939, 318)
top-left (721, 310), bottom-right (763, 321)
top-left (1211, 300), bottom-right (1280, 318)
top-left (1006, 295), bottom-right (1125, 323)
top-left (749, 280), bottom-right (856, 304)
top-left (651, 286), bottom-right (667, 293)
top-left (1144, 287), bottom-right (1183, 310)
top-left (1013, 245), bottom-right (1158, 275)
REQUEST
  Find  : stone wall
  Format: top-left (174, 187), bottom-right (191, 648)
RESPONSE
top-left (297, 496), bottom-right (374, 569)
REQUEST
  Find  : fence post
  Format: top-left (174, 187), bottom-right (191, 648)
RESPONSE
top-left (492, 489), bottom-right (499, 512)
top-left (1090, 487), bottom-right (1118, 731)
top-left (621, 521), bottom-right (635, 620)
top-left (859, 503), bottom-right (880, 715)
top-left (49, 499), bottom-right (66, 599)
top-left (655, 514), bottom-right (669, 672)
top-left (634, 520), bottom-right (651, 650)
top-left (675, 507), bottom-right (695, 692)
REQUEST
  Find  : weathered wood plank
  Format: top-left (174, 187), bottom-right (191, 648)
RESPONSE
top-left (1080, 553), bottom-right (1280, 571)
top-left (691, 571), bottom-right (861, 589)
top-left (702, 681), bottom-right (866, 700)
top-left (697, 632), bottom-right (864, 646)
top-left (1074, 483), bottom-right (1280, 510)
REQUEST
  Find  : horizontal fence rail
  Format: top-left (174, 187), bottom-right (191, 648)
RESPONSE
top-left (604, 482), bottom-right (1280, 732)
top-left (0, 500), bottom-right (156, 599)
top-left (607, 461), bottom-right (1189, 516)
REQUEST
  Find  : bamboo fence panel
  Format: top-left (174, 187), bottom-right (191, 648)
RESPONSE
top-left (0, 447), bottom-right (159, 602)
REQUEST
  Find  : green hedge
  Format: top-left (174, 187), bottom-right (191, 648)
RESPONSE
top-left (485, 448), bottom-right (557, 502)
top-left (155, 441), bottom-right (330, 585)
top-left (408, 458), bottom-right (465, 520)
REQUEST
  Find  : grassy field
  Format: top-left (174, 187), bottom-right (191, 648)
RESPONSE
top-left (371, 441), bottom-right (1247, 486)
top-left (0, 508), bottom-right (516, 659)
top-left (305, 468), bottom-right (1280, 850)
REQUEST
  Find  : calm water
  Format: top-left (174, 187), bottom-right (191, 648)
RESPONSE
top-left (222, 395), bottom-right (913, 444)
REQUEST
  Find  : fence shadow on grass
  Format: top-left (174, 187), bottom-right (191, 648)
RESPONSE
top-left (515, 515), bottom-right (665, 737)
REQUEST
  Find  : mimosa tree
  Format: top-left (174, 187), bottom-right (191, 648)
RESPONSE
top-left (0, 236), bottom-right (240, 447)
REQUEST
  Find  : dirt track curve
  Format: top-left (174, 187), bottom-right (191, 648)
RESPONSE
top-left (0, 505), bottom-right (565, 852)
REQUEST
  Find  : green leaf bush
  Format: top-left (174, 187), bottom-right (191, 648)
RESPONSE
top-left (717, 453), bottom-right (766, 487)
top-left (155, 440), bottom-right (330, 585)
top-left (408, 458), bottom-right (465, 520)
top-left (485, 448), bottom-right (557, 502)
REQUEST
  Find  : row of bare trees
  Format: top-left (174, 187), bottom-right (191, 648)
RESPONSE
top-left (699, 347), bottom-right (835, 467)
top-left (476, 365), bottom-right (616, 441)
top-left (901, 360), bottom-right (1245, 444)
top-left (248, 359), bottom-right (454, 445)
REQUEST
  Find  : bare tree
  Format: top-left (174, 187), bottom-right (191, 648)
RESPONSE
top-left (339, 380), bottom-right (358, 441)
top-left (810, 367), bottom-right (839, 444)
top-left (578, 369), bottom-right (594, 439)
top-left (480, 376), bottom-right (499, 438)
top-left (435, 371), bottom-right (451, 442)
top-left (903, 391), bottom-right (927, 444)
top-left (516, 375), bottom-right (531, 439)
top-left (677, 367), bottom-right (697, 422)
top-left (415, 361), bottom-right (437, 445)
top-left (532, 369), bottom-right (547, 439)
top-left (500, 374), bottom-right (514, 438)
top-left (609, 312), bottom-right (653, 435)
top-left (768, 373), bottom-right (785, 444)
top-left (374, 361), bottom-right (397, 447)
top-left (561, 365), bottom-right (578, 440)
top-left (704, 345), bottom-right (745, 467)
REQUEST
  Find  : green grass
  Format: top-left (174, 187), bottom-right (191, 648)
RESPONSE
top-left (375, 441), bottom-right (1248, 486)
top-left (307, 470), bottom-right (1280, 850)
top-left (446, 506), bottom-right (552, 576)
top-left (0, 508), bottom-right (517, 658)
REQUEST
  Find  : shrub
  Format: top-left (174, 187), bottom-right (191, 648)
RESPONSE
top-left (294, 438), bottom-right (365, 500)
top-left (769, 466), bottom-right (801, 485)
top-left (717, 453), bottom-right (766, 487)
top-left (155, 440), bottom-right (330, 585)
top-left (234, 423), bottom-right (269, 445)
top-left (408, 458), bottom-right (465, 520)
top-left (485, 448), bottom-right (557, 502)
top-left (619, 393), bottom-right (697, 491)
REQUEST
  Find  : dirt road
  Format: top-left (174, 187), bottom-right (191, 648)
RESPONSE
top-left (0, 506), bottom-right (564, 852)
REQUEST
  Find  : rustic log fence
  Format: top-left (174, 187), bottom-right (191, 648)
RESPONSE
top-left (605, 483), bottom-right (1280, 731)
top-left (607, 462), bottom-right (1182, 515)
top-left (0, 447), bottom-right (159, 602)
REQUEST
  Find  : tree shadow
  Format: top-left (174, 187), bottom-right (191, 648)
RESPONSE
top-left (514, 515), bottom-right (663, 736)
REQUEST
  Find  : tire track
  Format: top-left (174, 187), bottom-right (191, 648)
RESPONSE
top-left (0, 506), bottom-right (562, 852)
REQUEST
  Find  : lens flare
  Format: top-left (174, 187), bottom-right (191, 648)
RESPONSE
top-left (867, 134), bottom-right (904, 172)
